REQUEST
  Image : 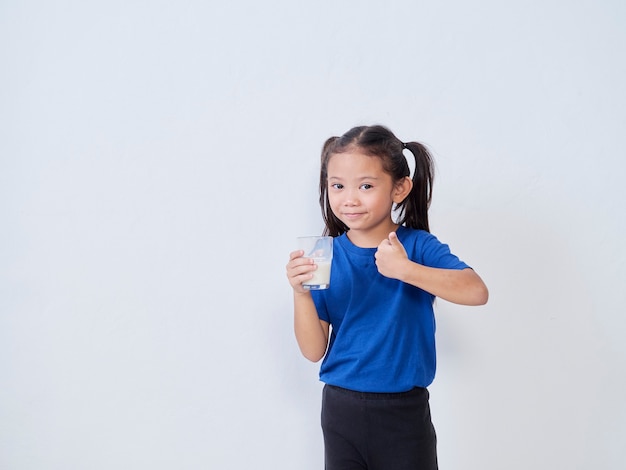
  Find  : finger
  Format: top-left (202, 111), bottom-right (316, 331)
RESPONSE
top-left (389, 232), bottom-right (406, 250)
top-left (287, 258), bottom-right (316, 273)
top-left (289, 249), bottom-right (305, 260)
top-left (289, 268), bottom-right (317, 287)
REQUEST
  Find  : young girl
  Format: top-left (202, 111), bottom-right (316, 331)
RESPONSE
top-left (286, 125), bottom-right (488, 470)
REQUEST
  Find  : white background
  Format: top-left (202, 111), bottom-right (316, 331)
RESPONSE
top-left (1, 1), bottom-right (625, 469)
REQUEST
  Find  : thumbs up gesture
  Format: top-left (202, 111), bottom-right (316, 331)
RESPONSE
top-left (375, 231), bottom-right (410, 280)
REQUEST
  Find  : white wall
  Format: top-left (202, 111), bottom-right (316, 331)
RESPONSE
top-left (1, 1), bottom-right (625, 468)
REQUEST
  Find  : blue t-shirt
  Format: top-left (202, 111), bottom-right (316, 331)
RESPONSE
top-left (311, 225), bottom-right (469, 393)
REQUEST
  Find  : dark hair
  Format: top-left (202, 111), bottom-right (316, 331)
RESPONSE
top-left (319, 125), bottom-right (434, 237)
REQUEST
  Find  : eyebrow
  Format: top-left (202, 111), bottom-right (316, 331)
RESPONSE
top-left (328, 176), bottom-right (380, 181)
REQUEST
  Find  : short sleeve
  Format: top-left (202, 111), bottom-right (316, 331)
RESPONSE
top-left (419, 232), bottom-right (470, 270)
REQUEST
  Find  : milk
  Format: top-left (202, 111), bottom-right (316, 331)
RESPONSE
top-left (303, 260), bottom-right (331, 289)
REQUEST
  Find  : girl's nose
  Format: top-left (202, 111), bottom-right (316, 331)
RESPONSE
top-left (344, 189), bottom-right (359, 205)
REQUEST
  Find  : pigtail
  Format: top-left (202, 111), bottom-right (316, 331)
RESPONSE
top-left (399, 141), bottom-right (434, 232)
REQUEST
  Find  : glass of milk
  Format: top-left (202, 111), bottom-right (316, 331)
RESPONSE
top-left (298, 236), bottom-right (333, 290)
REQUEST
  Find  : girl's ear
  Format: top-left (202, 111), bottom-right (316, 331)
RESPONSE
top-left (393, 176), bottom-right (413, 203)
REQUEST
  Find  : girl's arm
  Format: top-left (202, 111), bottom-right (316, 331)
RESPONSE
top-left (400, 265), bottom-right (488, 306)
top-left (376, 232), bottom-right (489, 306)
top-left (287, 250), bottom-right (330, 362)
top-left (293, 292), bottom-right (330, 362)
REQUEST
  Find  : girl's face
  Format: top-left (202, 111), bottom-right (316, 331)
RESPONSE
top-left (327, 149), bottom-right (412, 247)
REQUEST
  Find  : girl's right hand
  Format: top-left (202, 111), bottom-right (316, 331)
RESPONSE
top-left (286, 250), bottom-right (317, 294)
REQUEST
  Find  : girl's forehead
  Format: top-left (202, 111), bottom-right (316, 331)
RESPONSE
top-left (327, 151), bottom-right (384, 173)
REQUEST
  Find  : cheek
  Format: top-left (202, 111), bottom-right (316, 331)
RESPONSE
top-left (327, 192), bottom-right (340, 207)
top-left (328, 195), bottom-right (345, 217)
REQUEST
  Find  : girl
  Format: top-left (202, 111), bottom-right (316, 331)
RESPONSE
top-left (286, 125), bottom-right (488, 470)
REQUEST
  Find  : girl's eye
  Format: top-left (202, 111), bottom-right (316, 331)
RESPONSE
top-left (331, 183), bottom-right (343, 190)
top-left (360, 184), bottom-right (373, 190)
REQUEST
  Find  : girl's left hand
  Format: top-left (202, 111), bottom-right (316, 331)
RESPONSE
top-left (375, 232), bottom-right (409, 279)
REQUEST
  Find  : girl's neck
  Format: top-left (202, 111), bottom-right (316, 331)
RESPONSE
top-left (345, 222), bottom-right (400, 248)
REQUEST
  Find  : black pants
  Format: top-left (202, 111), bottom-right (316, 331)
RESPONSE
top-left (321, 384), bottom-right (438, 470)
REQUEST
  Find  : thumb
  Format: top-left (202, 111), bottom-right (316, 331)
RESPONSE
top-left (388, 231), bottom-right (401, 245)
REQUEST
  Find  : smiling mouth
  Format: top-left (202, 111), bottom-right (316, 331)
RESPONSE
top-left (343, 213), bottom-right (365, 219)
